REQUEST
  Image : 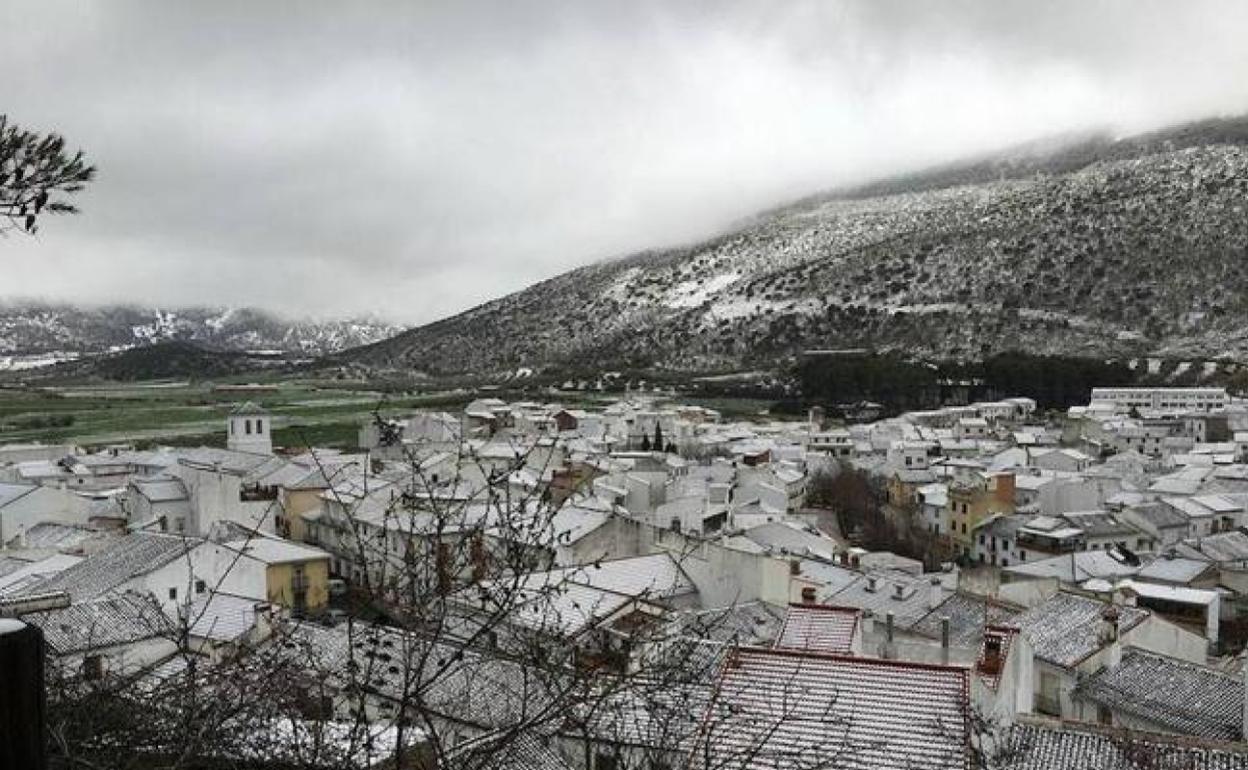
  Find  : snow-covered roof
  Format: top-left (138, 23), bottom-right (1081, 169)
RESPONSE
top-left (773, 604), bottom-right (859, 655)
top-left (696, 647), bottom-right (970, 769)
top-left (1015, 592), bottom-right (1148, 669)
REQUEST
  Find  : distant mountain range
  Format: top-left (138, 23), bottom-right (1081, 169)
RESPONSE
top-left (334, 115), bottom-right (1248, 377)
top-left (0, 302), bottom-right (404, 370)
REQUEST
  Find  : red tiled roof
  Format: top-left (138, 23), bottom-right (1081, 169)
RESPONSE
top-left (774, 603), bottom-right (859, 655)
top-left (693, 647), bottom-right (971, 769)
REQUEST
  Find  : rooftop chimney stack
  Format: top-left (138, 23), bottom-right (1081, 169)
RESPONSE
top-left (1101, 604), bottom-right (1122, 667)
top-left (884, 611), bottom-right (896, 659)
top-left (940, 616), bottom-right (951, 665)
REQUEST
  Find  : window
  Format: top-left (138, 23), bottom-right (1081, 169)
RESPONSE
top-left (195, 579), bottom-right (206, 594)
top-left (256, 419), bottom-right (264, 433)
top-left (245, 419), bottom-right (252, 435)
top-left (83, 654), bottom-right (104, 681)
top-left (168, 587), bottom-right (177, 600)
top-left (594, 753), bottom-right (620, 770)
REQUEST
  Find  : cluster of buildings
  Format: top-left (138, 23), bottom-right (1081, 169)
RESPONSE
top-left (2, 389), bottom-right (1248, 767)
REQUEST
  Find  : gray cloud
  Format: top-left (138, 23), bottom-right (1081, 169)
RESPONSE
top-left (3, 0), bottom-right (1247, 323)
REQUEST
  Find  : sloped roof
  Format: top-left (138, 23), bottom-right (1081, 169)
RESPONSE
top-left (0, 482), bottom-right (37, 508)
top-left (1176, 530), bottom-right (1248, 564)
top-left (773, 604), bottom-right (859, 655)
top-left (18, 522), bottom-right (101, 551)
top-left (131, 475), bottom-right (189, 503)
top-left (0, 553), bottom-right (84, 596)
top-left (541, 552), bottom-right (696, 601)
top-left (187, 592), bottom-right (262, 642)
top-left (828, 570), bottom-right (952, 628)
top-left (1014, 592), bottom-right (1148, 669)
top-left (991, 721), bottom-right (1248, 769)
top-left (25, 593), bottom-right (171, 654)
top-left (910, 592), bottom-right (1023, 647)
top-left (1004, 550), bottom-right (1145, 583)
top-left (230, 401), bottom-right (269, 416)
top-left (23, 532), bottom-right (198, 602)
top-left (223, 536), bottom-right (329, 566)
top-left (1073, 648), bottom-right (1243, 741)
top-left (445, 731), bottom-right (576, 770)
top-left (1137, 556), bottom-right (1217, 585)
top-left (675, 601), bottom-right (787, 647)
top-left (695, 647), bottom-right (970, 769)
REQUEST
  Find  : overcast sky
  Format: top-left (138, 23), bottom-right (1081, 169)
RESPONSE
top-left (3, 1), bottom-right (1248, 324)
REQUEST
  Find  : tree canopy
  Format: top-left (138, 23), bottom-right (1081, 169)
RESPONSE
top-left (0, 114), bottom-right (95, 235)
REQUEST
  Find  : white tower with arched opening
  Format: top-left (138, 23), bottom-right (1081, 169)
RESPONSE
top-left (227, 401), bottom-right (273, 455)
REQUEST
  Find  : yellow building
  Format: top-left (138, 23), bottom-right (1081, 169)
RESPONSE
top-left (278, 485), bottom-right (328, 543)
top-left (226, 536), bottom-right (332, 615)
top-left (946, 472), bottom-right (1015, 555)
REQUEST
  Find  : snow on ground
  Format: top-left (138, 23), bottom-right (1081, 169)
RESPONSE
top-left (0, 352), bottom-right (80, 371)
top-left (1169, 361), bottom-right (1192, 380)
top-left (665, 272), bottom-right (740, 309)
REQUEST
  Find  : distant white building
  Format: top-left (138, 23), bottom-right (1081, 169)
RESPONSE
top-left (1089, 388), bottom-right (1229, 413)
top-left (227, 401), bottom-right (273, 455)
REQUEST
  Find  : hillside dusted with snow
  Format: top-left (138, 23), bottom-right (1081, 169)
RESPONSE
top-left (340, 117), bottom-right (1248, 377)
top-left (0, 303), bottom-right (404, 366)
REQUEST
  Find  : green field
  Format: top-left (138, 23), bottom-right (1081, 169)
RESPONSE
top-left (0, 380), bottom-right (479, 450)
top-left (0, 375), bottom-right (795, 451)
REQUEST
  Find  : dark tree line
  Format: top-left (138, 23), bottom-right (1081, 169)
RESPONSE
top-left (795, 350), bottom-right (1134, 413)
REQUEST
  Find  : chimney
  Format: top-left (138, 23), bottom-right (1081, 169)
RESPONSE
top-left (865, 576), bottom-right (878, 593)
top-left (929, 576), bottom-right (943, 610)
top-left (1100, 604), bottom-right (1122, 667)
top-left (979, 632), bottom-right (1004, 676)
top-left (801, 586), bottom-right (817, 603)
top-left (940, 616), bottom-right (951, 665)
top-left (884, 611), bottom-right (896, 659)
top-left (892, 583), bottom-right (906, 601)
top-left (789, 559), bottom-right (801, 577)
top-left (252, 602), bottom-right (275, 641)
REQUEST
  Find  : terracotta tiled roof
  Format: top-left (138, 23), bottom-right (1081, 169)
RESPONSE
top-left (774, 604), bottom-right (859, 655)
top-left (694, 647), bottom-right (970, 769)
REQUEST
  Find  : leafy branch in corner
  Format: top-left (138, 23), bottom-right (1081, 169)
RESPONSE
top-left (0, 114), bottom-right (95, 236)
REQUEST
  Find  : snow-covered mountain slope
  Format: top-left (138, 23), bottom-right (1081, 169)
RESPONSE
top-left (0, 302), bottom-right (404, 365)
top-left (338, 116), bottom-right (1248, 376)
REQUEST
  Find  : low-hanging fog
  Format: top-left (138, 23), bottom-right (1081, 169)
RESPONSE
top-left (3, 0), bottom-right (1248, 324)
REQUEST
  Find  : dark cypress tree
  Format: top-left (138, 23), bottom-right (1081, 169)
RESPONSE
top-left (641, 434), bottom-right (651, 451)
top-left (653, 422), bottom-right (664, 451)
